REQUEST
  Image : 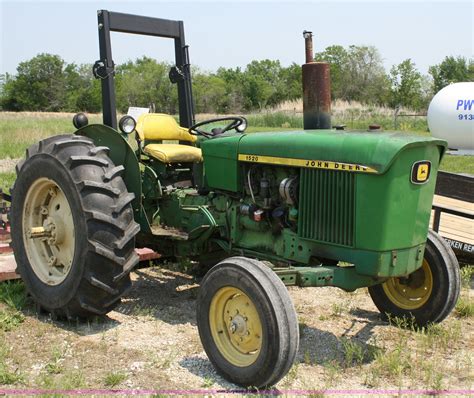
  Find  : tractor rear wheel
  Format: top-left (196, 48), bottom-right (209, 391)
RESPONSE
top-left (10, 135), bottom-right (139, 319)
top-left (196, 256), bottom-right (299, 388)
top-left (368, 230), bottom-right (460, 327)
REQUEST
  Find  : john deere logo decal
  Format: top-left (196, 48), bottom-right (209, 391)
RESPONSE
top-left (411, 161), bottom-right (431, 184)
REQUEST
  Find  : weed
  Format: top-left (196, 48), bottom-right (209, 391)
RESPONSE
top-left (104, 371), bottom-right (127, 387)
top-left (331, 302), bottom-right (349, 317)
top-left (60, 369), bottom-right (85, 389)
top-left (132, 305), bottom-right (156, 318)
top-left (0, 310), bottom-right (24, 331)
top-left (0, 363), bottom-right (23, 385)
top-left (419, 321), bottom-right (462, 352)
top-left (455, 297), bottom-right (474, 318)
top-left (388, 314), bottom-right (418, 331)
top-left (283, 363), bottom-right (299, 386)
top-left (323, 360), bottom-right (341, 385)
top-left (340, 338), bottom-right (365, 367)
top-left (45, 346), bottom-right (64, 375)
top-left (200, 376), bottom-right (214, 388)
top-left (460, 266), bottom-right (474, 289)
top-left (304, 350), bottom-right (312, 365)
top-left (45, 361), bottom-right (62, 375)
top-left (0, 340), bottom-right (22, 385)
top-left (0, 281), bottom-right (27, 311)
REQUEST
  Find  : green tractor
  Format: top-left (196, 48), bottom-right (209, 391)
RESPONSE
top-left (9, 10), bottom-right (460, 388)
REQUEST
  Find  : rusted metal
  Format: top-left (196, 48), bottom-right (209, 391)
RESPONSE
top-left (368, 124), bottom-right (381, 131)
top-left (303, 30), bottom-right (313, 63)
top-left (302, 62), bottom-right (332, 129)
top-left (134, 247), bottom-right (161, 261)
top-left (302, 30), bottom-right (331, 130)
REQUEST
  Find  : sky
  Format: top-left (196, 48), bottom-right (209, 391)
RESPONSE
top-left (0, 0), bottom-right (473, 76)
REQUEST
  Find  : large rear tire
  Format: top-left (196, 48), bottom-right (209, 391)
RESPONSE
top-left (196, 256), bottom-right (299, 388)
top-left (368, 230), bottom-right (460, 327)
top-left (10, 135), bottom-right (139, 319)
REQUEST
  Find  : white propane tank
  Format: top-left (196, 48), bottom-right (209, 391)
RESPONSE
top-left (427, 82), bottom-right (474, 153)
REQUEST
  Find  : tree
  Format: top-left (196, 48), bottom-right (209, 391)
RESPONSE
top-left (3, 54), bottom-right (67, 111)
top-left (315, 45), bottom-right (390, 105)
top-left (115, 57), bottom-right (177, 114)
top-left (193, 72), bottom-right (228, 113)
top-left (429, 56), bottom-right (474, 94)
top-left (243, 60), bottom-right (286, 110)
top-left (389, 59), bottom-right (423, 110)
top-left (314, 45), bottom-right (349, 100)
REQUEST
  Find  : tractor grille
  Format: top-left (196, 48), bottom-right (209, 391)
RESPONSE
top-left (298, 168), bottom-right (355, 246)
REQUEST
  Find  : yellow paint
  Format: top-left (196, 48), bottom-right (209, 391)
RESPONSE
top-left (144, 144), bottom-right (202, 163)
top-left (238, 154), bottom-right (378, 173)
top-left (209, 287), bottom-right (262, 367)
top-left (136, 113), bottom-right (197, 142)
top-left (417, 164), bottom-right (429, 182)
top-left (382, 259), bottom-right (433, 310)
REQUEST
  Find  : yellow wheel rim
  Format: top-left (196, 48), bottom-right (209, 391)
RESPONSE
top-left (22, 178), bottom-right (75, 286)
top-left (382, 260), bottom-right (433, 310)
top-left (209, 287), bottom-right (263, 367)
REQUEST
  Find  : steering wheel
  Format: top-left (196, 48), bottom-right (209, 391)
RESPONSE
top-left (189, 116), bottom-right (247, 138)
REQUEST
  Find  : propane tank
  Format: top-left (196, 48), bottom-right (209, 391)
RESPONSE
top-left (427, 82), bottom-right (474, 154)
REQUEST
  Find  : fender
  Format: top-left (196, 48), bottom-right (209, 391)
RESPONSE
top-left (75, 124), bottom-right (151, 233)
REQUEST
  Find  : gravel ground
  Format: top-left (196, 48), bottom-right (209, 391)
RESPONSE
top-left (0, 264), bottom-right (472, 394)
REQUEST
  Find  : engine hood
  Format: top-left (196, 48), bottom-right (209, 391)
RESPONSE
top-left (235, 130), bottom-right (447, 174)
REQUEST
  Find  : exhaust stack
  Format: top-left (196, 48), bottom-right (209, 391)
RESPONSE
top-left (302, 31), bottom-right (331, 129)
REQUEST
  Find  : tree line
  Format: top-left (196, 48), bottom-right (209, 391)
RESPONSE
top-left (0, 46), bottom-right (472, 114)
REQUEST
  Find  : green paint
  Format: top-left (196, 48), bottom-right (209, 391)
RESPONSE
top-left (74, 124), bottom-right (448, 292)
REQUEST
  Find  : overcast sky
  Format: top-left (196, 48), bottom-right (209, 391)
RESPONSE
top-left (1, 0), bottom-right (473, 76)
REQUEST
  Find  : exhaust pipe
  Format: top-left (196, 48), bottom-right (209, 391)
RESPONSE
top-left (302, 31), bottom-right (331, 130)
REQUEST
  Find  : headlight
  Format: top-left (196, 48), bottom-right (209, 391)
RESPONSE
top-left (235, 117), bottom-right (247, 133)
top-left (118, 115), bottom-right (136, 134)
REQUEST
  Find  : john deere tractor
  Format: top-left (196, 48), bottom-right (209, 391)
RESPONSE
top-left (9, 10), bottom-right (460, 388)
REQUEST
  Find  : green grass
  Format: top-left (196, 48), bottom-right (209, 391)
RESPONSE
top-left (440, 155), bottom-right (474, 174)
top-left (246, 111), bottom-right (428, 132)
top-left (0, 281), bottom-right (27, 311)
top-left (0, 339), bottom-right (23, 385)
top-left (103, 371), bottom-right (127, 387)
top-left (0, 281), bottom-right (27, 332)
top-left (0, 172), bottom-right (16, 192)
top-left (455, 297), bottom-right (474, 318)
top-left (0, 113), bottom-right (101, 159)
top-left (0, 112), bottom-right (472, 178)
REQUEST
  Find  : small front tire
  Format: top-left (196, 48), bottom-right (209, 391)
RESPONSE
top-left (368, 230), bottom-right (460, 327)
top-left (196, 256), bottom-right (299, 388)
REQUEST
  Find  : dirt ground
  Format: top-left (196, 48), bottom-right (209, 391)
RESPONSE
top-left (0, 264), bottom-right (472, 394)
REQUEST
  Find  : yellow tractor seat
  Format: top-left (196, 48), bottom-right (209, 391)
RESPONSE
top-left (144, 144), bottom-right (202, 163)
top-left (136, 113), bottom-right (202, 163)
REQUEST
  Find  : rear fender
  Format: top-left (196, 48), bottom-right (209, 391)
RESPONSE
top-left (75, 124), bottom-right (150, 233)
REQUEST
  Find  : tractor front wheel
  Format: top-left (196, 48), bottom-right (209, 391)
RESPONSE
top-left (196, 256), bottom-right (299, 388)
top-left (368, 230), bottom-right (460, 327)
top-left (10, 135), bottom-right (139, 319)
